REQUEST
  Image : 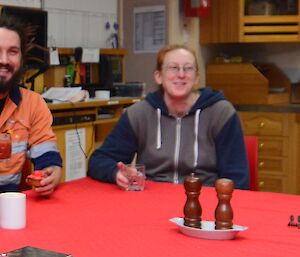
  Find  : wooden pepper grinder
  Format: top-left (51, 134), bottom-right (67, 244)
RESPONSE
top-left (184, 173), bottom-right (202, 229)
top-left (215, 178), bottom-right (234, 230)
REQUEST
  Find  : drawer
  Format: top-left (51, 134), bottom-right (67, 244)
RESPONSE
top-left (258, 175), bottom-right (285, 193)
top-left (239, 112), bottom-right (289, 136)
top-left (258, 137), bottom-right (288, 157)
top-left (258, 157), bottom-right (287, 175)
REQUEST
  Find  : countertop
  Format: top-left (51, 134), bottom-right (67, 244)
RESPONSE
top-left (235, 104), bottom-right (300, 113)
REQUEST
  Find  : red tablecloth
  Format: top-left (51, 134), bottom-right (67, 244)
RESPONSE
top-left (1, 178), bottom-right (299, 257)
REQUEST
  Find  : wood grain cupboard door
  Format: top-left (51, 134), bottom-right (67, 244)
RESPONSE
top-left (239, 112), bottom-right (288, 136)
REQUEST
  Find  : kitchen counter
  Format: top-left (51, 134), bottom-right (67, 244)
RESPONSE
top-left (235, 104), bottom-right (300, 113)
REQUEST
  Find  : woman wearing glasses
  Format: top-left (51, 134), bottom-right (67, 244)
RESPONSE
top-left (88, 45), bottom-right (249, 190)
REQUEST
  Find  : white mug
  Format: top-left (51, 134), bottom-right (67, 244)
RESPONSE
top-left (0, 192), bottom-right (26, 229)
top-left (95, 90), bottom-right (110, 100)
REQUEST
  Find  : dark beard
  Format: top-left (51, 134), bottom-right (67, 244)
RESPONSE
top-left (0, 64), bottom-right (23, 94)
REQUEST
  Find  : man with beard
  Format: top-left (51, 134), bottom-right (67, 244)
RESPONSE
top-left (0, 14), bottom-right (62, 195)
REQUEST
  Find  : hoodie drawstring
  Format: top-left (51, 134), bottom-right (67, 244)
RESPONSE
top-left (193, 109), bottom-right (201, 167)
top-left (156, 107), bottom-right (201, 168)
top-left (156, 108), bottom-right (161, 149)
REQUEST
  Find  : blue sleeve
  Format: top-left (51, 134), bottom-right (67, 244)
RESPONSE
top-left (87, 112), bottom-right (138, 183)
top-left (33, 151), bottom-right (63, 170)
top-left (215, 113), bottom-right (250, 190)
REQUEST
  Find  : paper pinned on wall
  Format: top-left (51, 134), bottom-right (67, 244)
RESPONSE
top-left (82, 48), bottom-right (100, 63)
top-left (65, 128), bottom-right (86, 182)
top-left (134, 5), bottom-right (166, 53)
top-left (49, 47), bottom-right (60, 65)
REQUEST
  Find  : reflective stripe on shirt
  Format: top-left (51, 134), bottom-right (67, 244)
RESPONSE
top-left (0, 172), bottom-right (21, 186)
top-left (29, 141), bottom-right (60, 159)
top-left (12, 141), bottom-right (27, 154)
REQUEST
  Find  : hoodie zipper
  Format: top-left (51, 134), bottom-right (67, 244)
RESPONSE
top-left (173, 117), bottom-right (181, 184)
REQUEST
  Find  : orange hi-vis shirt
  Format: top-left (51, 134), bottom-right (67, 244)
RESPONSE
top-left (0, 86), bottom-right (62, 186)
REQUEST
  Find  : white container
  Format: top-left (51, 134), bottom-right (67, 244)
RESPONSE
top-left (95, 90), bottom-right (110, 100)
top-left (0, 192), bottom-right (26, 229)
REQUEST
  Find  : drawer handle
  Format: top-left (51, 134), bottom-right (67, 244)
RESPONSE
top-left (259, 143), bottom-right (264, 149)
top-left (259, 181), bottom-right (265, 187)
top-left (259, 161), bottom-right (264, 167)
top-left (259, 122), bottom-right (265, 128)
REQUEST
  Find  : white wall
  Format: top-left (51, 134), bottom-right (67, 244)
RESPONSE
top-left (0, 0), bottom-right (40, 8)
top-left (0, 0), bottom-right (118, 48)
top-left (44, 0), bottom-right (117, 48)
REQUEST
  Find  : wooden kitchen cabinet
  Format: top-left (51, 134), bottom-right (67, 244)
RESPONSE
top-left (206, 63), bottom-right (291, 105)
top-left (238, 111), bottom-right (300, 194)
top-left (200, 0), bottom-right (300, 43)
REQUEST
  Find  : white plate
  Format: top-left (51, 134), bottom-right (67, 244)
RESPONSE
top-left (170, 217), bottom-right (248, 240)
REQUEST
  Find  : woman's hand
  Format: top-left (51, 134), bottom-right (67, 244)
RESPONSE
top-left (115, 162), bottom-right (138, 190)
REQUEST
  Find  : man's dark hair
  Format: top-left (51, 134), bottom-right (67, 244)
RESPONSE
top-left (0, 14), bottom-right (36, 64)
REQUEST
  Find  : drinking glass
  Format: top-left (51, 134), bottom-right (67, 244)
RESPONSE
top-left (0, 133), bottom-right (11, 161)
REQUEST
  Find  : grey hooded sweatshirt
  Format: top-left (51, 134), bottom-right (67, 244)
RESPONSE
top-left (88, 88), bottom-right (249, 189)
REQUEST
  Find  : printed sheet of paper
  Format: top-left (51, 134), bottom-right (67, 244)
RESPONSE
top-left (65, 128), bottom-right (86, 182)
top-left (82, 48), bottom-right (100, 63)
top-left (134, 5), bottom-right (165, 53)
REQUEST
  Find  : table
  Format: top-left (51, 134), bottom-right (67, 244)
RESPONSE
top-left (1, 178), bottom-right (300, 257)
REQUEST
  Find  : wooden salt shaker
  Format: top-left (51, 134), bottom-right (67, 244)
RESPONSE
top-left (184, 173), bottom-right (202, 229)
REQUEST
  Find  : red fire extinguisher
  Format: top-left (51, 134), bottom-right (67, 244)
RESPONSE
top-left (184, 0), bottom-right (211, 17)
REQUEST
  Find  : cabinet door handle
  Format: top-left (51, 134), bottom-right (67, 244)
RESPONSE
top-left (259, 122), bottom-right (265, 128)
top-left (259, 142), bottom-right (264, 149)
top-left (259, 161), bottom-right (264, 167)
top-left (259, 181), bottom-right (265, 188)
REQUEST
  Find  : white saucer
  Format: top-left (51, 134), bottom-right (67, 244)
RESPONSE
top-left (169, 217), bottom-right (248, 240)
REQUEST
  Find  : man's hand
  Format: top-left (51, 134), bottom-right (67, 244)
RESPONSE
top-left (34, 166), bottom-right (62, 196)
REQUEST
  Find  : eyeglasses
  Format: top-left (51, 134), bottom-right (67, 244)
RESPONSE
top-left (163, 64), bottom-right (197, 75)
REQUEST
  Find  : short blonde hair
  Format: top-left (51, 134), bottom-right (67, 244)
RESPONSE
top-left (155, 44), bottom-right (199, 72)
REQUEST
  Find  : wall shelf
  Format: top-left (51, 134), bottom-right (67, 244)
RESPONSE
top-left (58, 48), bottom-right (128, 56)
top-left (43, 47), bottom-right (128, 89)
